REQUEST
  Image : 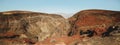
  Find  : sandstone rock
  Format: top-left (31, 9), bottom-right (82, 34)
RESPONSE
top-left (34, 9), bottom-right (120, 45)
top-left (0, 39), bottom-right (28, 45)
top-left (0, 11), bottom-right (70, 45)
top-left (80, 36), bottom-right (120, 45)
top-left (34, 35), bottom-right (81, 45)
top-left (68, 9), bottom-right (120, 36)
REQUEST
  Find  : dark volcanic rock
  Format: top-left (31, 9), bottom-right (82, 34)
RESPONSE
top-left (69, 9), bottom-right (120, 36)
top-left (0, 11), bottom-right (70, 45)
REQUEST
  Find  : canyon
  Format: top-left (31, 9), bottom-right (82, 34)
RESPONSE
top-left (0, 9), bottom-right (120, 45)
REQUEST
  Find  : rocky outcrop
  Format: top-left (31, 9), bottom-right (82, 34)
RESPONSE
top-left (35, 9), bottom-right (120, 45)
top-left (77, 35), bottom-right (120, 45)
top-left (0, 11), bottom-right (70, 45)
top-left (0, 9), bottom-right (120, 45)
top-left (68, 9), bottom-right (120, 36)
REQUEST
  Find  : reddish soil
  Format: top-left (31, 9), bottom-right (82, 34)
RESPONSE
top-left (35, 34), bottom-right (83, 45)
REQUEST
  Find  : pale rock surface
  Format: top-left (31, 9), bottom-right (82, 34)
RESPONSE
top-left (0, 11), bottom-right (70, 45)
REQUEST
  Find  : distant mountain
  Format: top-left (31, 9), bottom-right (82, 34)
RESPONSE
top-left (55, 13), bottom-right (74, 18)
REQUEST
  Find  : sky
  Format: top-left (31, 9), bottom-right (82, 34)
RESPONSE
top-left (0, 0), bottom-right (120, 17)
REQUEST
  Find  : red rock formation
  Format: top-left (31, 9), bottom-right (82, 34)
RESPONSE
top-left (69, 9), bottom-right (120, 36)
top-left (35, 35), bottom-right (83, 45)
top-left (35, 9), bottom-right (120, 45)
top-left (0, 9), bottom-right (120, 45)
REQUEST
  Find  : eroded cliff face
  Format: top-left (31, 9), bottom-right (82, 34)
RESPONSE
top-left (35, 9), bottom-right (120, 45)
top-left (69, 9), bottom-right (120, 36)
top-left (0, 11), bottom-right (70, 45)
top-left (0, 9), bottom-right (120, 45)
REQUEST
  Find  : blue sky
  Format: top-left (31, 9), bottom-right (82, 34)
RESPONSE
top-left (0, 0), bottom-right (120, 17)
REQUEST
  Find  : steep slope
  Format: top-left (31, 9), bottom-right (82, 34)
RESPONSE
top-left (69, 9), bottom-right (120, 36)
top-left (35, 9), bottom-right (120, 45)
top-left (0, 11), bottom-right (70, 45)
